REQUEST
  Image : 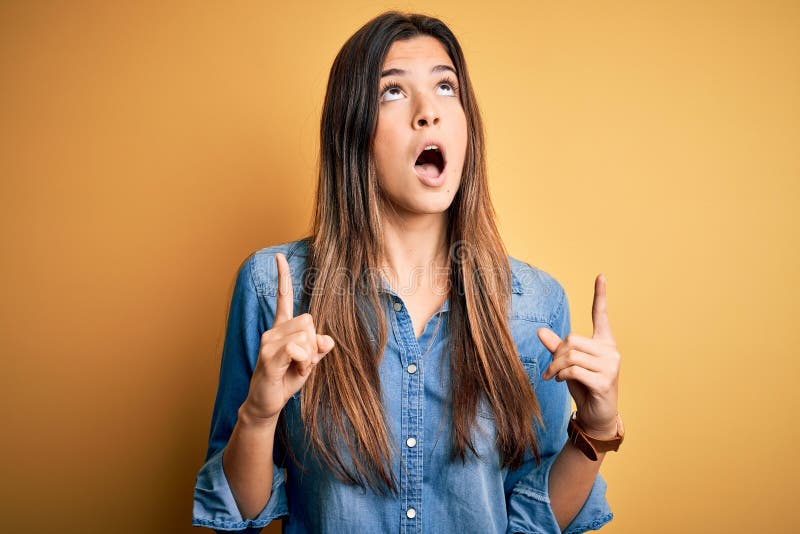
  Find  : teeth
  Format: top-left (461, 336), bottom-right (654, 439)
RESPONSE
top-left (424, 144), bottom-right (439, 151)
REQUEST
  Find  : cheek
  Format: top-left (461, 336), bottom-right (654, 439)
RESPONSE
top-left (447, 109), bottom-right (469, 153)
top-left (374, 150), bottom-right (400, 183)
top-left (372, 133), bottom-right (390, 169)
top-left (374, 126), bottom-right (405, 167)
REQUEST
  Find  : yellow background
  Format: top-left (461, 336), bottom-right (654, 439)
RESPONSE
top-left (1, 1), bottom-right (797, 532)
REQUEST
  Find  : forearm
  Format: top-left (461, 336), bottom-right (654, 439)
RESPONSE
top-left (222, 405), bottom-right (279, 520)
top-left (548, 427), bottom-right (615, 531)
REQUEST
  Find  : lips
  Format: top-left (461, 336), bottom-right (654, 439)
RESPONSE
top-left (412, 139), bottom-right (447, 179)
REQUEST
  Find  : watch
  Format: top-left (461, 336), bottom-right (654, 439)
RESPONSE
top-left (567, 410), bottom-right (625, 461)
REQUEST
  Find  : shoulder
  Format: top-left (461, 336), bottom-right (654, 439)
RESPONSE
top-left (242, 237), bottom-right (311, 298)
top-left (507, 254), bottom-right (567, 327)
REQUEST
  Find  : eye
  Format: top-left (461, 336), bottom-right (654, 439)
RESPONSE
top-left (436, 76), bottom-right (459, 97)
top-left (380, 82), bottom-right (404, 102)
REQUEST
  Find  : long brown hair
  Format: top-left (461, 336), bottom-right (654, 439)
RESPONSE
top-left (279, 10), bottom-right (544, 496)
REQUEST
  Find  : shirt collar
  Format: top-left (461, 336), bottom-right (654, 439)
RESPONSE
top-left (295, 238), bottom-right (524, 300)
top-left (376, 267), bottom-right (522, 314)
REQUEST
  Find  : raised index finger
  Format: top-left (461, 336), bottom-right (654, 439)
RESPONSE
top-left (274, 253), bottom-right (294, 325)
top-left (591, 273), bottom-right (614, 342)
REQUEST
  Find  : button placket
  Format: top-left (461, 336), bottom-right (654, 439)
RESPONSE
top-left (390, 296), bottom-right (423, 533)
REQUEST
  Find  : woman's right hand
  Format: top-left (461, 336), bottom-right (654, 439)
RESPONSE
top-left (240, 252), bottom-right (335, 423)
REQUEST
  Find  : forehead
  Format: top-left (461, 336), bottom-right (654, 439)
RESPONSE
top-left (382, 35), bottom-right (453, 69)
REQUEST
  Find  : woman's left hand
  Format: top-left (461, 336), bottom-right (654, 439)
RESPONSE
top-left (537, 274), bottom-right (621, 437)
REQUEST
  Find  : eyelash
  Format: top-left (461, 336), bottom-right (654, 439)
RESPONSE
top-left (379, 76), bottom-right (460, 99)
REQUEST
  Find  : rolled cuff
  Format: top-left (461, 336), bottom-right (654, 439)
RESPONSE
top-left (506, 453), bottom-right (613, 534)
top-left (192, 447), bottom-right (288, 532)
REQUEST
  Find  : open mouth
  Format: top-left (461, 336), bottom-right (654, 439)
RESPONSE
top-left (414, 145), bottom-right (445, 178)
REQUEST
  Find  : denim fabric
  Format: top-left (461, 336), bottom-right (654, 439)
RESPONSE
top-left (192, 238), bottom-right (613, 533)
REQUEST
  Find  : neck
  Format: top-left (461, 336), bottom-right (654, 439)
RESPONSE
top-left (379, 209), bottom-right (450, 297)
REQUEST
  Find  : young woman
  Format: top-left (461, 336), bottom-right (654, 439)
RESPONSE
top-left (192, 11), bottom-right (623, 534)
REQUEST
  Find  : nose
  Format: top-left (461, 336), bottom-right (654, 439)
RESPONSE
top-left (412, 95), bottom-right (440, 128)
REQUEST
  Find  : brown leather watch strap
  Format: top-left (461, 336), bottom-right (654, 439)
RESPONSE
top-left (567, 411), bottom-right (624, 461)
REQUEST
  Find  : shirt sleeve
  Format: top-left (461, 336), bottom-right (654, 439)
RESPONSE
top-left (505, 284), bottom-right (614, 534)
top-left (192, 254), bottom-right (289, 532)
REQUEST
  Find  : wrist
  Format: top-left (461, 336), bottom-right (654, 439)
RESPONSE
top-left (575, 412), bottom-right (619, 440)
top-left (238, 403), bottom-right (280, 431)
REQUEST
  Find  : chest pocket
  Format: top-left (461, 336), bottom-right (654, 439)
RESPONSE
top-left (477, 356), bottom-right (539, 420)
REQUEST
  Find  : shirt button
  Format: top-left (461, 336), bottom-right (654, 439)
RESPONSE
top-left (407, 363), bottom-right (417, 374)
top-left (393, 302), bottom-right (403, 312)
top-left (406, 508), bottom-right (417, 519)
top-left (406, 437), bottom-right (417, 447)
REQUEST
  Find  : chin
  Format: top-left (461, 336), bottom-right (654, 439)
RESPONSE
top-left (398, 194), bottom-right (456, 215)
top-left (378, 174), bottom-right (460, 213)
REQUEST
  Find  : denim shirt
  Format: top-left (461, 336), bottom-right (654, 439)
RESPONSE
top-left (192, 238), bottom-right (613, 533)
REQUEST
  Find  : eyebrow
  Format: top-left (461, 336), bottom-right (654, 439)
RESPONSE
top-left (380, 64), bottom-right (457, 78)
